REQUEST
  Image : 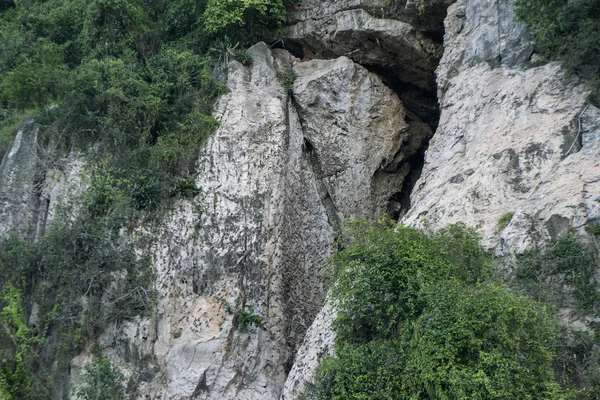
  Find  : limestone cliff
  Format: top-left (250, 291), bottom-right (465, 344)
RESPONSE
top-left (0, 39), bottom-right (425, 398)
top-left (1, 0), bottom-right (599, 399)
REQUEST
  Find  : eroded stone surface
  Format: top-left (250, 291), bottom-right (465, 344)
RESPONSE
top-left (404, 0), bottom-right (597, 255)
top-left (66, 43), bottom-right (416, 399)
top-left (0, 121), bottom-right (85, 241)
top-left (286, 1), bottom-right (599, 396)
top-left (285, 0), bottom-right (443, 92)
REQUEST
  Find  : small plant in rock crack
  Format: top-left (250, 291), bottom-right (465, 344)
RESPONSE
top-left (497, 211), bottom-right (515, 231)
top-left (209, 37), bottom-right (252, 66)
top-left (277, 69), bottom-right (296, 91)
top-left (235, 307), bottom-right (265, 331)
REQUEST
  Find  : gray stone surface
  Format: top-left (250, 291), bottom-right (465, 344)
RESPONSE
top-left (436, 0), bottom-right (535, 95)
top-left (285, 1), bottom-right (599, 397)
top-left (404, 0), bottom-right (597, 255)
top-left (67, 43), bottom-right (416, 399)
top-left (4, 1), bottom-right (597, 398)
top-left (0, 120), bottom-right (85, 241)
top-left (285, 0), bottom-right (442, 91)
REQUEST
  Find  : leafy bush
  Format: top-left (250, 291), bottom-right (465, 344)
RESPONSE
top-left (0, 0), bottom-right (231, 213)
top-left (304, 220), bottom-right (570, 400)
top-left (0, 213), bottom-right (154, 398)
top-left (514, 0), bottom-right (600, 102)
top-left (330, 219), bottom-right (491, 343)
top-left (202, 0), bottom-right (286, 44)
top-left (75, 352), bottom-right (125, 400)
top-left (0, 288), bottom-right (38, 400)
top-left (513, 227), bottom-right (600, 395)
top-left (403, 282), bottom-right (563, 399)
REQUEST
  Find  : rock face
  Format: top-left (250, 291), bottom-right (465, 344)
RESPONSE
top-left (3, 0), bottom-right (598, 398)
top-left (0, 41), bottom-right (419, 399)
top-left (0, 121), bottom-right (85, 240)
top-left (404, 0), bottom-right (600, 253)
top-left (284, 0), bottom-right (450, 126)
top-left (282, 0), bottom-right (600, 397)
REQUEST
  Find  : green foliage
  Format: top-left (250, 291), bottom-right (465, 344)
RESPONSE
top-left (513, 227), bottom-right (600, 396)
top-left (403, 282), bottom-right (563, 399)
top-left (514, 230), bottom-right (599, 312)
top-left (209, 37), bottom-right (252, 66)
top-left (75, 352), bottom-right (125, 400)
top-left (0, 287), bottom-right (38, 400)
top-left (514, 0), bottom-right (600, 102)
top-left (305, 339), bottom-right (405, 400)
top-left (497, 211), bottom-right (514, 231)
top-left (0, 211), bottom-right (154, 398)
top-left (0, 0), bottom-right (230, 213)
top-left (175, 179), bottom-right (202, 198)
top-left (585, 223), bottom-right (600, 239)
top-left (277, 68), bottom-right (296, 91)
top-left (202, 0), bottom-right (286, 44)
top-left (236, 307), bottom-right (265, 331)
top-left (304, 220), bottom-right (570, 400)
top-left (330, 219), bottom-right (491, 343)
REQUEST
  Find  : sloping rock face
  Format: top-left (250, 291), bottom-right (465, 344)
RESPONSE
top-left (80, 44), bottom-right (419, 399)
top-left (403, 0), bottom-right (600, 253)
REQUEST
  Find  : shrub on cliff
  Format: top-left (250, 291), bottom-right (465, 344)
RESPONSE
top-left (514, 0), bottom-right (600, 102)
top-left (203, 0), bottom-right (286, 44)
top-left (303, 220), bottom-right (570, 399)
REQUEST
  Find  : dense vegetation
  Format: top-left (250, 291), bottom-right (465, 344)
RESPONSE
top-left (0, 0), bottom-right (287, 398)
top-left (514, 0), bottom-right (600, 103)
top-left (0, 0), bottom-right (287, 209)
top-left (301, 220), bottom-right (600, 399)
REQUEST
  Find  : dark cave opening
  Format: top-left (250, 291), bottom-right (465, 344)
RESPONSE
top-left (365, 63), bottom-right (440, 222)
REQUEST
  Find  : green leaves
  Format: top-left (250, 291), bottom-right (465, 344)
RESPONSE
top-left (330, 220), bottom-right (491, 344)
top-left (514, 0), bottom-right (600, 102)
top-left (76, 353), bottom-right (125, 400)
top-left (202, 0), bottom-right (286, 44)
top-left (404, 282), bottom-right (561, 399)
top-left (308, 221), bottom-right (569, 400)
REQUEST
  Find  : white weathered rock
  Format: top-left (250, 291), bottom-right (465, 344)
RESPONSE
top-left (404, 0), bottom-right (599, 255)
top-left (67, 43), bottom-right (417, 399)
top-left (280, 299), bottom-right (336, 400)
top-left (285, 1), bottom-right (600, 396)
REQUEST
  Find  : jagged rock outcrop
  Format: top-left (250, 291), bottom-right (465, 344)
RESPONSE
top-left (0, 38), bottom-right (429, 398)
top-left (4, 0), bottom-right (596, 398)
top-left (65, 42), bottom-right (420, 399)
top-left (403, 0), bottom-right (600, 252)
top-left (284, 0), bottom-right (450, 126)
top-left (0, 121), bottom-right (85, 240)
